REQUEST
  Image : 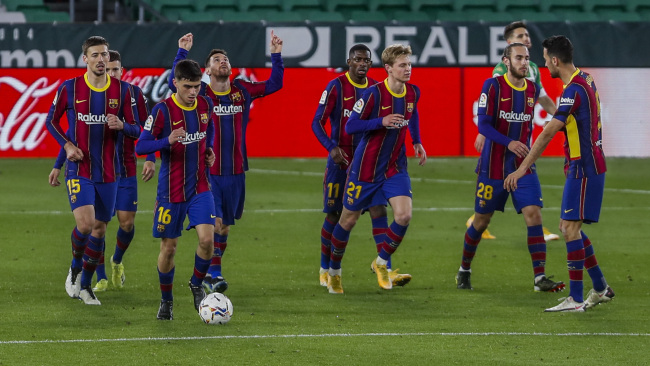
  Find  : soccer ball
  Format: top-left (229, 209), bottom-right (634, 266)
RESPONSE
top-left (198, 292), bottom-right (233, 325)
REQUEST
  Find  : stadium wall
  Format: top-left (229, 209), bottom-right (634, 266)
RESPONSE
top-left (0, 22), bottom-right (646, 157)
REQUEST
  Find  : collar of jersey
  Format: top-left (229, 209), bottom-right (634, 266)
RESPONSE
top-left (172, 93), bottom-right (197, 111)
top-left (209, 84), bottom-right (231, 96)
top-left (84, 73), bottom-right (110, 92)
top-left (346, 72), bottom-right (367, 88)
top-left (504, 73), bottom-right (527, 91)
top-left (384, 79), bottom-right (406, 97)
top-left (563, 68), bottom-right (581, 89)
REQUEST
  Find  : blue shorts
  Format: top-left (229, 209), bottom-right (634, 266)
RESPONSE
top-left (474, 173), bottom-right (543, 214)
top-left (114, 176), bottom-right (138, 213)
top-left (322, 160), bottom-right (348, 214)
top-left (343, 171), bottom-right (411, 212)
top-left (210, 174), bottom-right (245, 226)
top-left (66, 176), bottom-right (117, 223)
top-left (152, 191), bottom-right (215, 239)
top-left (561, 173), bottom-right (605, 223)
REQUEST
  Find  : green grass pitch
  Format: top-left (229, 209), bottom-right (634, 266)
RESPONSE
top-left (0, 157), bottom-right (648, 365)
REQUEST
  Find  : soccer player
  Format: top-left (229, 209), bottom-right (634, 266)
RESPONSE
top-left (136, 59), bottom-right (216, 320)
top-left (326, 44), bottom-right (426, 294)
top-left (455, 43), bottom-right (564, 293)
top-left (167, 31), bottom-right (284, 294)
top-left (505, 35), bottom-right (614, 312)
top-left (48, 50), bottom-right (155, 292)
top-left (468, 21), bottom-right (560, 242)
top-left (45, 36), bottom-right (141, 305)
top-left (311, 44), bottom-right (411, 290)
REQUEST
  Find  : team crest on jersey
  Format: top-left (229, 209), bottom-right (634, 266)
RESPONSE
top-left (157, 224), bottom-right (165, 233)
top-left (407, 102), bottom-right (414, 112)
top-left (70, 195), bottom-right (77, 203)
top-left (347, 197), bottom-right (354, 205)
top-left (319, 90), bottom-right (327, 105)
top-left (109, 99), bottom-right (119, 109)
top-left (586, 74), bottom-right (594, 86)
top-left (478, 93), bottom-right (487, 108)
top-left (327, 199), bottom-right (335, 207)
top-left (144, 115), bottom-right (154, 131)
top-left (353, 99), bottom-right (364, 113)
top-left (231, 92), bottom-right (242, 102)
top-left (527, 97), bottom-right (534, 107)
top-left (479, 200), bottom-right (486, 208)
top-left (200, 113), bottom-right (209, 124)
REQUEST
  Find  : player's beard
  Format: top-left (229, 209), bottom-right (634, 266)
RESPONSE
top-left (91, 64), bottom-right (106, 77)
top-left (509, 65), bottom-right (527, 79)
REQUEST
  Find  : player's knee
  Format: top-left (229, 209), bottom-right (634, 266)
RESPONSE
top-left (326, 212), bottom-right (341, 223)
top-left (197, 238), bottom-right (213, 256)
top-left (368, 205), bottom-right (387, 219)
top-left (219, 225), bottom-right (230, 236)
top-left (119, 221), bottom-right (134, 232)
top-left (160, 244), bottom-right (176, 258)
top-left (394, 211), bottom-right (412, 226)
top-left (472, 215), bottom-right (491, 232)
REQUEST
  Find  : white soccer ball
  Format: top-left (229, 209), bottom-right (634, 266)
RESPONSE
top-left (198, 292), bottom-right (233, 325)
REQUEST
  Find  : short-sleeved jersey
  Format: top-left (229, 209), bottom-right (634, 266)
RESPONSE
top-left (552, 69), bottom-right (606, 178)
top-left (347, 79), bottom-right (421, 183)
top-left (169, 49), bottom-right (284, 176)
top-left (45, 74), bottom-right (140, 183)
top-left (477, 74), bottom-right (540, 179)
top-left (311, 72), bottom-right (378, 166)
top-left (137, 94), bottom-right (214, 203)
top-left (117, 84), bottom-right (150, 178)
top-left (493, 59), bottom-right (545, 91)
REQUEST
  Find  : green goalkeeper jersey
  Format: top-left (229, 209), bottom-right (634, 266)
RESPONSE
top-left (493, 60), bottom-right (547, 97)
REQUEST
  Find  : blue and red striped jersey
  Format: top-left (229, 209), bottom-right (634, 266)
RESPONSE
top-left (136, 94), bottom-right (215, 203)
top-left (346, 79), bottom-right (422, 183)
top-left (45, 74), bottom-right (140, 183)
top-left (117, 84), bottom-right (150, 178)
top-left (476, 74), bottom-right (540, 179)
top-left (552, 69), bottom-right (607, 178)
top-left (311, 72), bottom-right (378, 169)
top-left (168, 49), bottom-right (284, 176)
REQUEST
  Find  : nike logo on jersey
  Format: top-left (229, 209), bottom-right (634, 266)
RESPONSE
top-left (344, 96), bottom-right (354, 101)
top-left (76, 99), bottom-right (87, 103)
top-left (172, 120), bottom-right (183, 126)
top-left (210, 214), bottom-right (216, 218)
top-left (564, 208), bottom-right (574, 213)
top-left (500, 98), bottom-right (511, 102)
top-left (381, 106), bottom-right (391, 110)
top-left (133, 201), bottom-right (138, 205)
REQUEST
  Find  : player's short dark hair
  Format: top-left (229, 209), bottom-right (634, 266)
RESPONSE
top-left (108, 50), bottom-right (121, 63)
top-left (205, 49), bottom-right (228, 68)
top-left (174, 59), bottom-right (202, 81)
top-left (504, 21), bottom-right (527, 41)
top-left (82, 36), bottom-right (109, 56)
top-left (349, 44), bottom-right (371, 59)
top-left (542, 35), bottom-right (573, 64)
top-left (503, 42), bottom-right (527, 60)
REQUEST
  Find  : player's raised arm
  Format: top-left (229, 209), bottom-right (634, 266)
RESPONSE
top-left (269, 30), bottom-right (283, 54)
top-left (168, 33), bottom-right (193, 92)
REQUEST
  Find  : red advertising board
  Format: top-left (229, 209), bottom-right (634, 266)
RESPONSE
top-left (0, 67), bottom-right (564, 158)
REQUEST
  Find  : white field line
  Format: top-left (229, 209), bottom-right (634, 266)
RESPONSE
top-left (1, 331), bottom-right (649, 345)
top-left (249, 168), bottom-right (650, 195)
top-left (2, 206), bottom-right (650, 216)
